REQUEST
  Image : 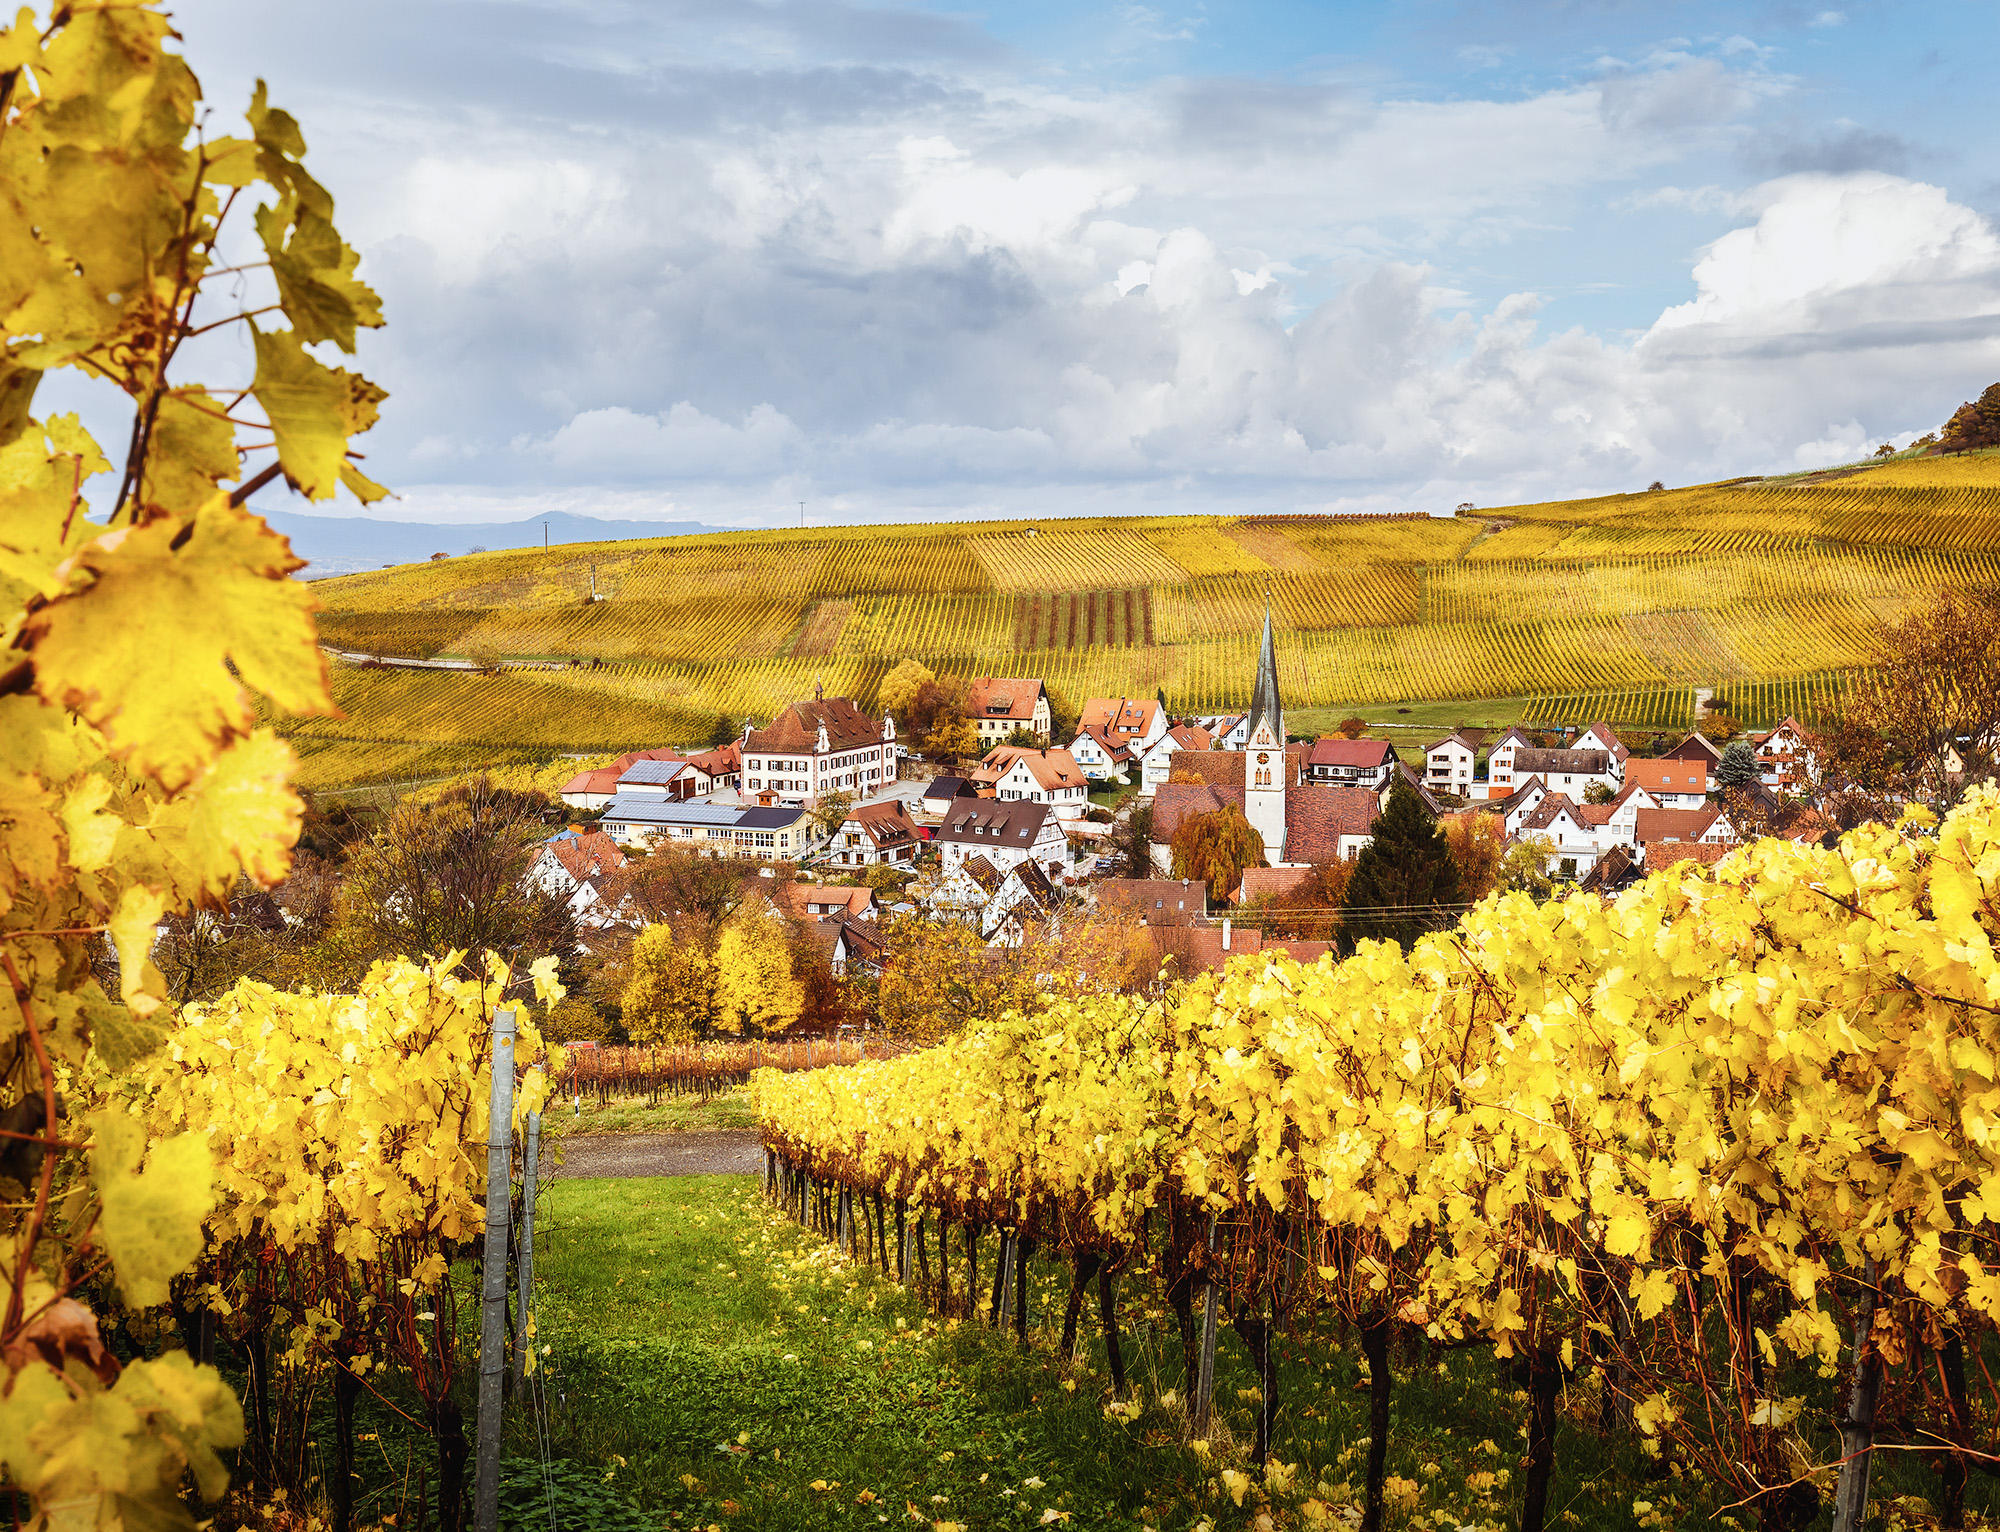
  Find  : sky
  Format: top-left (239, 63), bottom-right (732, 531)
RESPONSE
top-left (64, 0), bottom-right (2000, 527)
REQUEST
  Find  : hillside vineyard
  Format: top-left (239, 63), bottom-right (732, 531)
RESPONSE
top-left (295, 454), bottom-right (2000, 785)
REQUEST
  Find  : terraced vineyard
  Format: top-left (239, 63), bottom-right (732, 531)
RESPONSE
top-left (294, 452), bottom-right (2000, 785)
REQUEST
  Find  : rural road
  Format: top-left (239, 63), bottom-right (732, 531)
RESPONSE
top-left (551, 1129), bottom-right (763, 1179)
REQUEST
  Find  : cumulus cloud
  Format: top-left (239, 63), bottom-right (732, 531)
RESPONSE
top-left (130, 0), bottom-right (2000, 526)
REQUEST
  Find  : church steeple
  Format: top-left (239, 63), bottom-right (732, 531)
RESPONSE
top-left (1243, 598), bottom-right (1287, 863)
top-left (1246, 598), bottom-right (1283, 747)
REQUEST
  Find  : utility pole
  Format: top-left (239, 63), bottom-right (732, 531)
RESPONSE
top-left (799, 500), bottom-right (806, 529)
top-left (543, 521), bottom-right (548, 551)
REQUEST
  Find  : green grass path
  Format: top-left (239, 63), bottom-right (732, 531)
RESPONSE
top-left (518, 1177), bottom-right (1719, 1532)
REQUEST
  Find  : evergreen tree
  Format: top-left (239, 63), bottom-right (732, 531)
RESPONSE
top-left (1340, 782), bottom-right (1463, 951)
top-left (1716, 739), bottom-right (1760, 791)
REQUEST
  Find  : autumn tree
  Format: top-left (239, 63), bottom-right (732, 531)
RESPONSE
top-left (1340, 782), bottom-right (1462, 950)
top-left (1247, 860), bottom-right (1353, 942)
top-left (621, 921), bottom-right (717, 1043)
top-left (878, 658), bottom-right (936, 726)
top-left (1440, 812), bottom-right (1505, 902)
top-left (713, 904), bottom-right (804, 1035)
top-left (811, 789), bottom-right (855, 841)
top-left (1336, 716), bottom-right (1367, 739)
top-left (1848, 584), bottom-right (2000, 812)
top-left (615, 844), bottom-right (758, 927)
top-left (922, 712), bottom-right (982, 761)
top-left (1940, 382), bottom-right (2000, 453)
top-left (334, 776), bottom-right (577, 984)
top-left (1169, 803), bottom-right (1266, 901)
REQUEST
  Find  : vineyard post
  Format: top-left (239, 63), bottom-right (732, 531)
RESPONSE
top-left (1831, 1257), bottom-right (1882, 1532)
top-left (474, 1008), bottom-right (518, 1532)
top-left (513, 1110), bottom-right (541, 1386)
top-left (838, 1187), bottom-right (852, 1256)
top-left (1193, 1215), bottom-right (1221, 1432)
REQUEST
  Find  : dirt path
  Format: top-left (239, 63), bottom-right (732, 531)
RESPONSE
top-left (550, 1129), bottom-right (763, 1179)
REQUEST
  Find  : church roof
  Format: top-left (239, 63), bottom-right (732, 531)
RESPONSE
top-left (1245, 603), bottom-right (1283, 743)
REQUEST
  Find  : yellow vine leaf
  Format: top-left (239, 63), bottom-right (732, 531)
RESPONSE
top-left (250, 325), bottom-right (386, 500)
top-left (24, 495), bottom-right (329, 790)
top-left (89, 1112), bottom-right (216, 1310)
top-left (174, 729), bottom-right (307, 892)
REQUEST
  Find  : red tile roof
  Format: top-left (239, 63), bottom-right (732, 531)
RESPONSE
top-left (746, 698), bottom-right (885, 755)
top-left (845, 799), bottom-right (922, 847)
top-left (1627, 758), bottom-right (1709, 795)
top-left (1282, 785), bottom-right (1380, 863)
top-left (964, 677), bottom-right (1046, 722)
top-left (1078, 697), bottom-right (1161, 743)
top-left (1097, 878), bottom-right (1205, 925)
top-left (977, 745), bottom-right (1087, 793)
top-left (1633, 806), bottom-right (1725, 843)
top-left (1307, 737), bottom-right (1394, 768)
top-left (1150, 783), bottom-right (1244, 842)
top-left (546, 831), bottom-right (626, 884)
top-left (1237, 866), bottom-right (1312, 903)
top-left (1643, 840), bottom-right (1733, 868)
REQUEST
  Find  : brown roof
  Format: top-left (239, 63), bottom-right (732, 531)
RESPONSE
top-left (1163, 724), bottom-right (1214, 751)
top-left (1308, 737), bottom-right (1395, 769)
top-left (1236, 866), bottom-right (1312, 904)
top-left (957, 854), bottom-right (1003, 893)
top-left (1627, 758), bottom-right (1709, 795)
top-left (781, 883), bottom-right (875, 919)
top-left (1660, 732), bottom-right (1723, 764)
top-left (1097, 878), bottom-right (1205, 925)
top-left (746, 698), bottom-right (884, 756)
top-left (1513, 747), bottom-right (1611, 776)
top-left (1149, 924), bottom-right (1334, 976)
top-left (964, 677), bottom-right (1046, 722)
top-left (1151, 783), bottom-right (1245, 842)
top-left (845, 798), bottom-right (922, 847)
top-left (1643, 840), bottom-right (1733, 868)
top-left (1282, 785), bottom-right (1380, 863)
top-left (1579, 845), bottom-right (1636, 892)
top-left (687, 740), bottom-right (741, 775)
top-left (1075, 725), bottom-right (1133, 764)
top-left (1633, 806), bottom-right (1725, 843)
top-left (1078, 697), bottom-right (1162, 743)
top-left (560, 765), bottom-right (620, 797)
top-left (546, 831), bottom-right (627, 883)
top-left (1519, 793), bottom-right (1583, 832)
top-left (978, 745), bottom-right (1087, 793)
top-left (937, 798), bottom-right (1052, 847)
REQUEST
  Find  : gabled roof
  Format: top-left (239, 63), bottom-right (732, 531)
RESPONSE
top-left (1579, 844), bottom-right (1636, 892)
top-left (544, 830), bottom-right (627, 884)
top-left (1072, 725), bottom-right (1133, 764)
top-left (1307, 737), bottom-right (1395, 768)
top-left (923, 775), bottom-right (977, 800)
top-left (1236, 866), bottom-right (1313, 904)
top-left (1097, 877), bottom-right (1205, 925)
top-left (686, 740), bottom-right (741, 775)
top-left (1006, 859), bottom-right (1061, 910)
top-left (618, 758), bottom-right (692, 786)
top-left (780, 883), bottom-right (876, 919)
top-left (1513, 747), bottom-right (1612, 776)
top-left (963, 677), bottom-right (1046, 721)
top-left (979, 745), bottom-right (1087, 793)
top-left (843, 799), bottom-right (922, 845)
top-left (1282, 785), bottom-right (1380, 863)
top-left (746, 698), bottom-right (884, 755)
top-left (1633, 805), bottom-right (1725, 843)
top-left (1519, 792), bottom-right (1584, 833)
top-left (1660, 732), bottom-right (1724, 764)
top-left (1425, 731), bottom-right (1480, 753)
top-left (1078, 697), bottom-right (1161, 740)
top-left (956, 855), bottom-right (1003, 893)
top-left (936, 799), bottom-right (1053, 846)
top-left (1626, 758), bottom-right (1709, 794)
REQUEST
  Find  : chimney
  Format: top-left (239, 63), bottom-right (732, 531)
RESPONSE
top-left (1222, 918), bottom-right (1231, 951)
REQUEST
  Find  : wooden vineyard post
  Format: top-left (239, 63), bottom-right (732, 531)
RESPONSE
top-left (1013, 1234), bottom-right (1034, 1343)
top-left (838, 1186), bottom-right (853, 1256)
top-left (1096, 1263), bottom-right (1127, 1396)
top-left (513, 1110), bottom-right (541, 1386)
top-left (991, 1230), bottom-right (1013, 1327)
top-left (1192, 1215), bottom-right (1220, 1432)
top-left (896, 1201), bottom-right (910, 1281)
top-left (473, 1008), bottom-right (517, 1532)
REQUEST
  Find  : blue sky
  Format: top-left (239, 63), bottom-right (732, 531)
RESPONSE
top-left (76, 0), bottom-right (2000, 525)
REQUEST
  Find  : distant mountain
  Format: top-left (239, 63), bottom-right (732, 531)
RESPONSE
top-left (261, 509), bottom-right (721, 578)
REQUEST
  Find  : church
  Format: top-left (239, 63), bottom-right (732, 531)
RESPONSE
top-left (1148, 607), bottom-right (1382, 870)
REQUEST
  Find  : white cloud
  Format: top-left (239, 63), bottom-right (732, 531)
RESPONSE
top-left (526, 403), bottom-right (807, 476)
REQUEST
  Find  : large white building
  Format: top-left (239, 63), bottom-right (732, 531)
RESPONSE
top-left (741, 696), bottom-right (896, 806)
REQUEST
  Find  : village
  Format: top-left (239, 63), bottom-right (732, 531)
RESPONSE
top-left (529, 611), bottom-right (1830, 1008)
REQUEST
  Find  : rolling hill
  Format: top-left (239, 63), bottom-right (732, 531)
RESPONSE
top-left (285, 451), bottom-right (2000, 791)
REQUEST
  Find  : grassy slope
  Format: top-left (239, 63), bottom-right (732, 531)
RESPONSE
top-left (286, 451), bottom-right (2000, 789)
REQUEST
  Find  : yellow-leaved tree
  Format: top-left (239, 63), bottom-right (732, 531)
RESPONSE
top-left (713, 905), bottom-right (803, 1035)
top-left (621, 920), bottom-right (717, 1043)
top-left (0, 2), bottom-right (384, 1521)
